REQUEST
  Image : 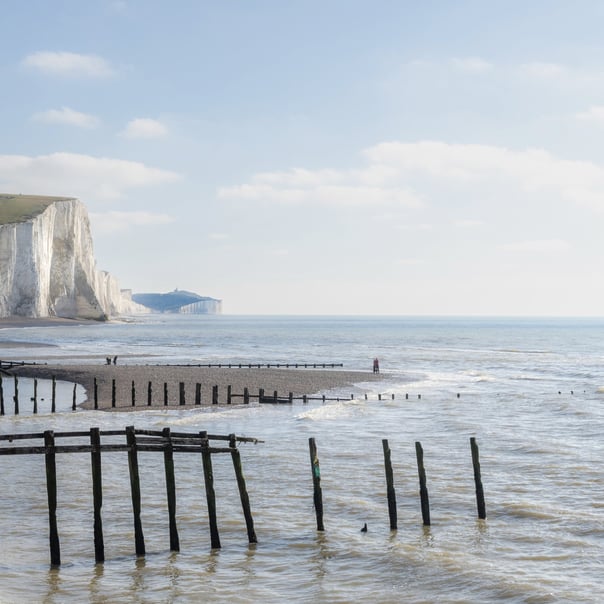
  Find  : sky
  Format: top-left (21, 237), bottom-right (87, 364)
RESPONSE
top-left (2, 1), bottom-right (604, 315)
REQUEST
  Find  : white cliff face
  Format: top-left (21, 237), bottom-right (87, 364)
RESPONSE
top-left (0, 197), bottom-right (140, 320)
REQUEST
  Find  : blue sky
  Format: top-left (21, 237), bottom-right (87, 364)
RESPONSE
top-left (2, 1), bottom-right (604, 314)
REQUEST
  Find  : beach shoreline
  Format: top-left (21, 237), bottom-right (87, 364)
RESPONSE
top-left (9, 363), bottom-right (382, 410)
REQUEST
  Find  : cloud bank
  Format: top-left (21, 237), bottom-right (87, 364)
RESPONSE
top-left (22, 51), bottom-right (115, 78)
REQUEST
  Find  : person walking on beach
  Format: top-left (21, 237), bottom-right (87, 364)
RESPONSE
top-left (373, 357), bottom-right (380, 373)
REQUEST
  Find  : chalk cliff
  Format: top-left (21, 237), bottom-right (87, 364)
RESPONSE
top-left (0, 194), bottom-right (140, 320)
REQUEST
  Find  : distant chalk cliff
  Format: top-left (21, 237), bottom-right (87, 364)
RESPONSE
top-left (0, 194), bottom-right (143, 320)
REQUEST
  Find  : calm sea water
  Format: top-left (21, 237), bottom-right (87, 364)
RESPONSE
top-left (0, 315), bottom-right (603, 603)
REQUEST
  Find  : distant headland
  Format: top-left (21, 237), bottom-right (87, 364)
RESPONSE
top-left (132, 289), bottom-right (222, 314)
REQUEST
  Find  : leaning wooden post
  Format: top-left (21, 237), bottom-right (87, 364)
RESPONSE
top-left (229, 434), bottom-right (257, 543)
top-left (200, 431), bottom-right (221, 549)
top-left (470, 437), bottom-right (486, 519)
top-left (33, 379), bottom-right (38, 414)
top-left (382, 439), bottom-right (398, 530)
top-left (13, 376), bottom-right (19, 415)
top-left (212, 385), bottom-right (218, 405)
top-left (195, 383), bottom-right (201, 405)
top-left (90, 427), bottom-right (105, 563)
top-left (94, 377), bottom-right (98, 410)
top-left (126, 426), bottom-right (145, 556)
top-left (309, 437), bottom-right (324, 531)
top-left (111, 379), bottom-right (116, 408)
top-left (162, 428), bottom-right (180, 551)
top-left (415, 441), bottom-right (431, 526)
top-left (131, 381), bottom-right (136, 407)
top-left (179, 382), bottom-right (185, 405)
top-left (0, 375), bottom-right (4, 415)
top-left (51, 376), bottom-right (56, 413)
top-left (44, 430), bottom-right (61, 566)
top-left (147, 381), bottom-right (152, 406)
top-left (72, 383), bottom-right (77, 411)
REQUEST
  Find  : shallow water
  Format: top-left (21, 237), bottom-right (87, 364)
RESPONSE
top-left (0, 315), bottom-right (603, 602)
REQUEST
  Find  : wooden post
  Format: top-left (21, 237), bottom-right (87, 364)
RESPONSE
top-left (470, 437), bottom-right (486, 519)
top-left (303, 394), bottom-right (307, 404)
top-left (273, 390), bottom-right (278, 403)
top-left (33, 379), bottom-right (38, 414)
top-left (94, 377), bottom-right (98, 410)
top-left (90, 427), bottom-right (105, 563)
top-left (227, 385), bottom-right (232, 404)
top-left (111, 379), bottom-right (116, 408)
top-left (243, 387), bottom-right (249, 404)
top-left (0, 375), bottom-right (4, 415)
top-left (51, 376), bottom-right (56, 413)
top-left (162, 428), bottom-right (180, 551)
top-left (212, 385), bottom-right (218, 405)
top-left (289, 392), bottom-right (293, 404)
top-left (164, 382), bottom-right (168, 406)
top-left (382, 439), bottom-right (398, 530)
top-left (126, 426), bottom-right (145, 556)
top-left (13, 376), bottom-right (19, 415)
top-left (131, 381), bottom-right (136, 407)
top-left (44, 430), bottom-right (61, 566)
top-left (147, 381), bottom-right (152, 406)
top-left (72, 383), bottom-right (77, 411)
top-left (195, 383), bottom-right (201, 405)
top-left (179, 382), bottom-right (185, 405)
top-left (229, 434), bottom-right (257, 543)
top-left (415, 441), bottom-right (431, 526)
top-left (200, 431), bottom-right (221, 549)
top-left (309, 437), bottom-right (324, 531)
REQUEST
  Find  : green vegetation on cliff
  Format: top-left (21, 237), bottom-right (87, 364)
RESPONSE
top-left (0, 194), bottom-right (75, 225)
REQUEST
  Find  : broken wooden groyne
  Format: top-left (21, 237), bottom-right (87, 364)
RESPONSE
top-left (0, 426), bottom-right (261, 566)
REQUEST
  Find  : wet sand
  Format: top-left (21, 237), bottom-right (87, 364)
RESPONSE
top-left (10, 363), bottom-right (382, 410)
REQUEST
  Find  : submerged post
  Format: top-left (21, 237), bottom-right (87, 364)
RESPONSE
top-left (126, 426), bottom-right (145, 556)
top-left (308, 437), bottom-right (324, 531)
top-left (382, 439), bottom-right (397, 530)
top-left (200, 431), bottom-right (221, 549)
top-left (44, 430), bottom-right (61, 566)
top-left (470, 437), bottom-right (486, 519)
top-left (162, 428), bottom-right (180, 551)
top-left (229, 434), bottom-right (257, 543)
top-left (415, 441), bottom-right (431, 526)
top-left (90, 427), bottom-right (105, 563)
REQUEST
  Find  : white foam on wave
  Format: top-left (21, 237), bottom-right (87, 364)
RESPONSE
top-left (295, 398), bottom-right (369, 421)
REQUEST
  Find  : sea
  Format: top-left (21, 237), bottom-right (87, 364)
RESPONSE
top-left (0, 315), bottom-right (602, 603)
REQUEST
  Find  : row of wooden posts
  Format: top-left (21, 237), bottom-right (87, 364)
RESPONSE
top-left (160, 362), bottom-right (344, 369)
top-left (0, 374), bottom-right (430, 415)
top-left (0, 427), bottom-right (486, 566)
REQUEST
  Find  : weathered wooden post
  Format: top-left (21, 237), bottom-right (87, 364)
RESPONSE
top-left (179, 382), bottom-right (185, 405)
top-left (258, 388), bottom-right (264, 403)
top-left (227, 385), bottom-right (232, 404)
top-left (289, 392), bottom-right (293, 404)
top-left (162, 428), bottom-right (180, 551)
top-left (33, 379), bottom-right (38, 414)
top-left (90, 427), bottom-right (105, 563)
top-left (72, 383), bottom-right (77, 411)
top-left (0, 375), bottom-right (4, 415)
top-left (44, 430), bottom-right (61, 566)
top-left (126, 426), bottom-right (145, 556)
top-left (164, 382), bottom-right (168, 406)
top-left (382, 439), bottom-right (397, 530)
top-left (415, 441), bottom-right (430, 526)
top-left (111, 379), bottom-right (116, 408)
top-left (195, 383), bottom-right (201, 405)
top-left (94, 377), bottom-right (98, 410)
top-left (200, 431), bottom-right (221, 549)
top-left (229, 434), bottom-right (257, 543)
top-left (470, 437), bottom-right (486, 519)
top-left (243, 387), bottom-right (249, 404)
top-left (273, 390), bottom-right (278, 403)
top-left (147, 381), bottom-right (152, 406)
top-left (131, 381), bottom-right (136, 407)
top-left (212, 385), bottom-right (218, 405)
top-left (51, 376), bottom-right (56, 413)
top-left (309, 437), bottom-right (324, 531)
top-left (13, 376), bottom-right (19, 415)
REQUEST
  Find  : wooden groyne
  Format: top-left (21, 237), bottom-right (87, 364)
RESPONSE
top-left (0, 427), bottom-right (261, 566)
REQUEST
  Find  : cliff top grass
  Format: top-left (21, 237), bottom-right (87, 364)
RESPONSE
top-left (0, 194), bottom-right (76, 225)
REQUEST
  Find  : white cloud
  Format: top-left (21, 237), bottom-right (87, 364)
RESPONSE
top-left (0, 152), bottom-right (180, 200)
top-left (576, 105), bottom-right (604, 123)
top-left (519, 61), bottom-right (567, 79)
top-left (500, 239), bottom-right (571, 253)
top-left (32, 106), bottom-right (100, 128)
top-left (121, 118), bottom-right (169, 139)
top-left (450, 57), bottom-right (493, 74)
top-left (90, 210), bottom-right (175, 233)
top-left (22, 51), bottom-right (115, 78)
